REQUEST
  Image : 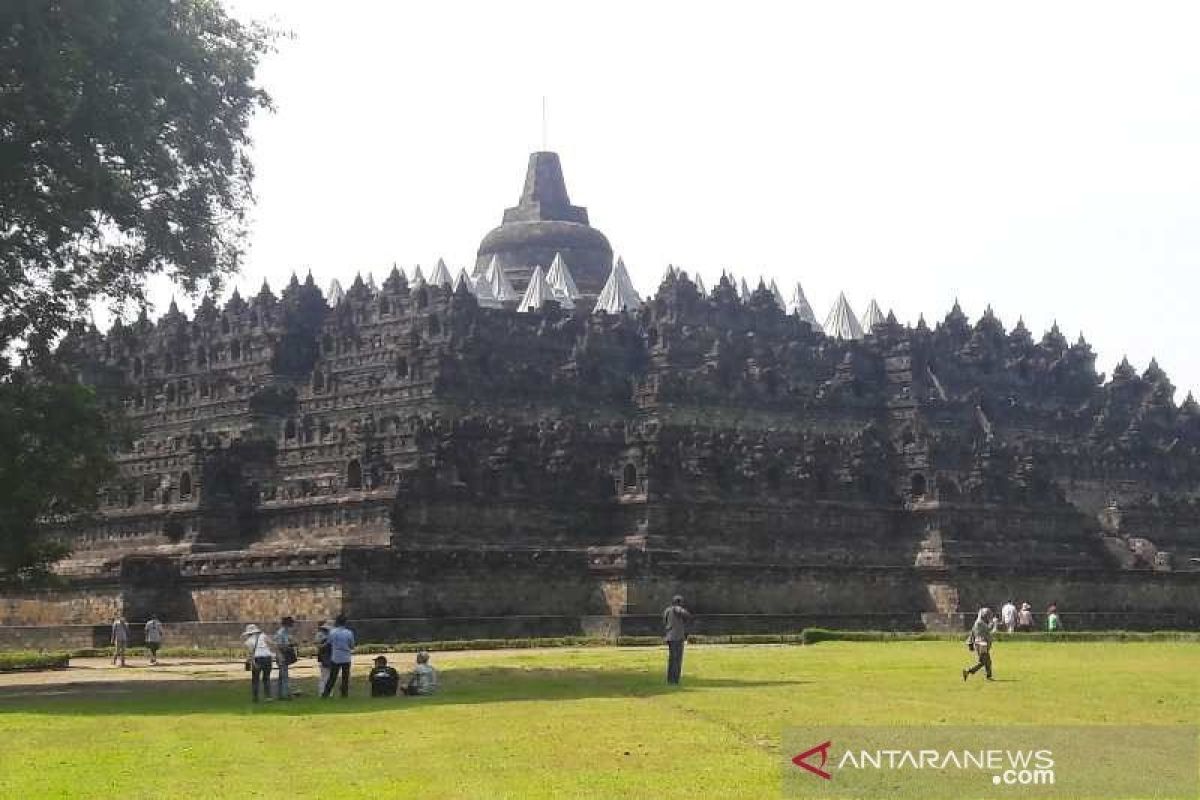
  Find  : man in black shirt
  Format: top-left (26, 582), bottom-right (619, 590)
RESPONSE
top-left (368, 655), bottom-right (400, 697)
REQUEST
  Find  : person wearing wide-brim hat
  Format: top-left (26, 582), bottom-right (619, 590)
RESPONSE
top-left (242, 623), bottom-right (275, 702)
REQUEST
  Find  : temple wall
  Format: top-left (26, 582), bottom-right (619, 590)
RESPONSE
top-left (0, 585), bottom-right (123, 626)
top-left (339, 548), bottom-right (608, 618)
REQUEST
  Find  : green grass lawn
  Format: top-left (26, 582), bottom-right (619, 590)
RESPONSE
top-left (0, 642), bottom-right (1196, 799)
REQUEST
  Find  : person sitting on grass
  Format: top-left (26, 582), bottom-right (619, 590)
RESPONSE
top-left (368, 655), bottom-right (400, 697)
top-left (962, 607), bottom-right (996, 682)
top-left (402, 651), bottom-right (438, 696)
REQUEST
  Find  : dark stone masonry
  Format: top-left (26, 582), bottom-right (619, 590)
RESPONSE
top-left (2, 151), bottom-right (1198, 646)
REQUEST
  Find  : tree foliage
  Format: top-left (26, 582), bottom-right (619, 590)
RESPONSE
top-left (0, 1), bottom-right (274, 581)
top-left (0, 369), bottom-right (115, 583)
top-left (0, 0), bottom-right (275, 360)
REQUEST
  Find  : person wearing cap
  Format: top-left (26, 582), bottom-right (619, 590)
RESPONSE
top-left (314, 620), bottom-right (332, 695)
top-left (322, 614), bottom-right (355, 698)
top-left (962, 607), bottom-right (996, 682)
top-left (242, 623), bottom-right (276, 702)
top-left (274, 616), bottom-right (297, 700)
top-left (401, 651), bottom-right (438, 696)
top-left (368, 655), bottom-right (400, 697)
top-left (662, 595), bottom-right (693, 685)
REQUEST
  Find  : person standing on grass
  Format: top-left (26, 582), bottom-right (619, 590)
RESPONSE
top-left (1017, 602), bottom-right (1034, 632)
top-left (144, 615), bottom-right (164, 665)
top-left (274, 616), bottom-right (298, 700)
top-left (111, 616), bottom-right (129, 667)
top-left (662, 594), bottom-right (693, 685)
top-left (243, 623), bottom-right (275, 702)
top-left (314, 620), bottom-right (332, 695)
top-left (1000, 600), bottom-right (1017, 634)
top-left (322, 614), bottom-right (355, 698)
top-left (962, 607), bottom-right (996, 682)
top-left (1047, 604), bottom-right (1063, 632)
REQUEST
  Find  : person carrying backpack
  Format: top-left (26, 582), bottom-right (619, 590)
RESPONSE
top-left (242, 623), bottom-right (276, 702)
top-left (962, 607), bottom-right (997, 682)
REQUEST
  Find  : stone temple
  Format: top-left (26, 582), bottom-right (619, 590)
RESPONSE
top-left (2, 151), bottom-right (1199, 647)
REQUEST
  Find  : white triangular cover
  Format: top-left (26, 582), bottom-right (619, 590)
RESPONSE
top-left (517, 265), bottom-right (553, 313)
top-left (860, 298), bottom-right (885, 332)
top-left (485, 256), bottom-right (517, 302)
top-left (823, 292), bottom-right (864, 340)
top-left (593, 257), bottom-right (643, 314)
top-left (327, 279), bottom-right (346, 306)
top-left (430, 258), bottom-right (453, 288)
top-left (769, 279), bottom-right (786, 311)
top-left (546, 252), bottom-right (581, 301)
top-left (789, 282), bottom-right (820, 330)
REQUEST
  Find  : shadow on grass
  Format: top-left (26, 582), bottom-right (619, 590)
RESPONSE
top-left (0, 667), bottom-right (808, 716)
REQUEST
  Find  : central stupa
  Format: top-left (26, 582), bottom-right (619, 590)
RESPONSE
top-left (475, 152), bottom-right (613, 297)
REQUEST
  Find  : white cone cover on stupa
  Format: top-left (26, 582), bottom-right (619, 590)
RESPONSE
top-left (739, 277), bottom-right (752, 301)
top-left (411, 265), bottom-right (426, 288)
top-left (769, 279), bottom-right (787, 311)
top-left (453, 268), bottom-right (476, 294)
top-left (694, 274), bottom-right (707, 295)
top-left (485, 255), bottom-right (517, 302)
top-left (517, 265), bottom-right (554, 313)
top-left (546, 252), bottom-right (581, 301)
top-left (593, 257), bottom-right (642, 314)
top-left (860, 298), bottom-right (885, 331)
top-left (823, 292), bottom-right (864, 340)
top-left (430, 258), bottom-right (453, 288)
top-left (327, 279), bottom-right (346, 306)
top-left (789, 282), bottom-right (820, 330)
top-left (365, 272), bottom-right (377, 292)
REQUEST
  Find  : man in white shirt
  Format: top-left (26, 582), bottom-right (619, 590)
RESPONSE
top-left (1000, 600), bottom-right (1017, 634)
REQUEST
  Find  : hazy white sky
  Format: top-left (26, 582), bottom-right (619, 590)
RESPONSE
top-left (198, 0), bottom-right (1200, 398)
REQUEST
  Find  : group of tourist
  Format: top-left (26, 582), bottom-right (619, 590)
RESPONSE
top-left (108, 614), bottom-right (163, 667)
top-left (996, 599), bottom-right (1063, 634)
top-left (961, 600), bottom-right (1065, 682)
top-left (240, 614), bottom-right (438, 702)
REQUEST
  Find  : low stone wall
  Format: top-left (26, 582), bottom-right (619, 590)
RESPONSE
top-left (4, 609), bottom-right (1197, 652)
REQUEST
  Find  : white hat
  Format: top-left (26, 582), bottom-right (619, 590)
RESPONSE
top-left (242, 623), bottom-right (262, 636)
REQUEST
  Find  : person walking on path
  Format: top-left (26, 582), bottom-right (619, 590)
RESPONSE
top-left (662, 595), bottom-right (693, 685)
top-left (314, 620), bottom-right (332, 695)
top-left (1000, 600), bottom-right (1017, 634)
top-left (322, 614), bottom-right (355, 698)
top-left (274, 616), bottom-right (298, 700)
top-left (243, 623), bottom-right (275, 702)
top-left (962, 607), bottom-right (996, 682)
top-left (144, 615), bottom-right (164, 665)
top-left (111, 616), bottom-right (129, 667)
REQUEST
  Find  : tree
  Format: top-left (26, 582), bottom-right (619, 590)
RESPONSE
top-left (0, 0), bottom-right (275, 581)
